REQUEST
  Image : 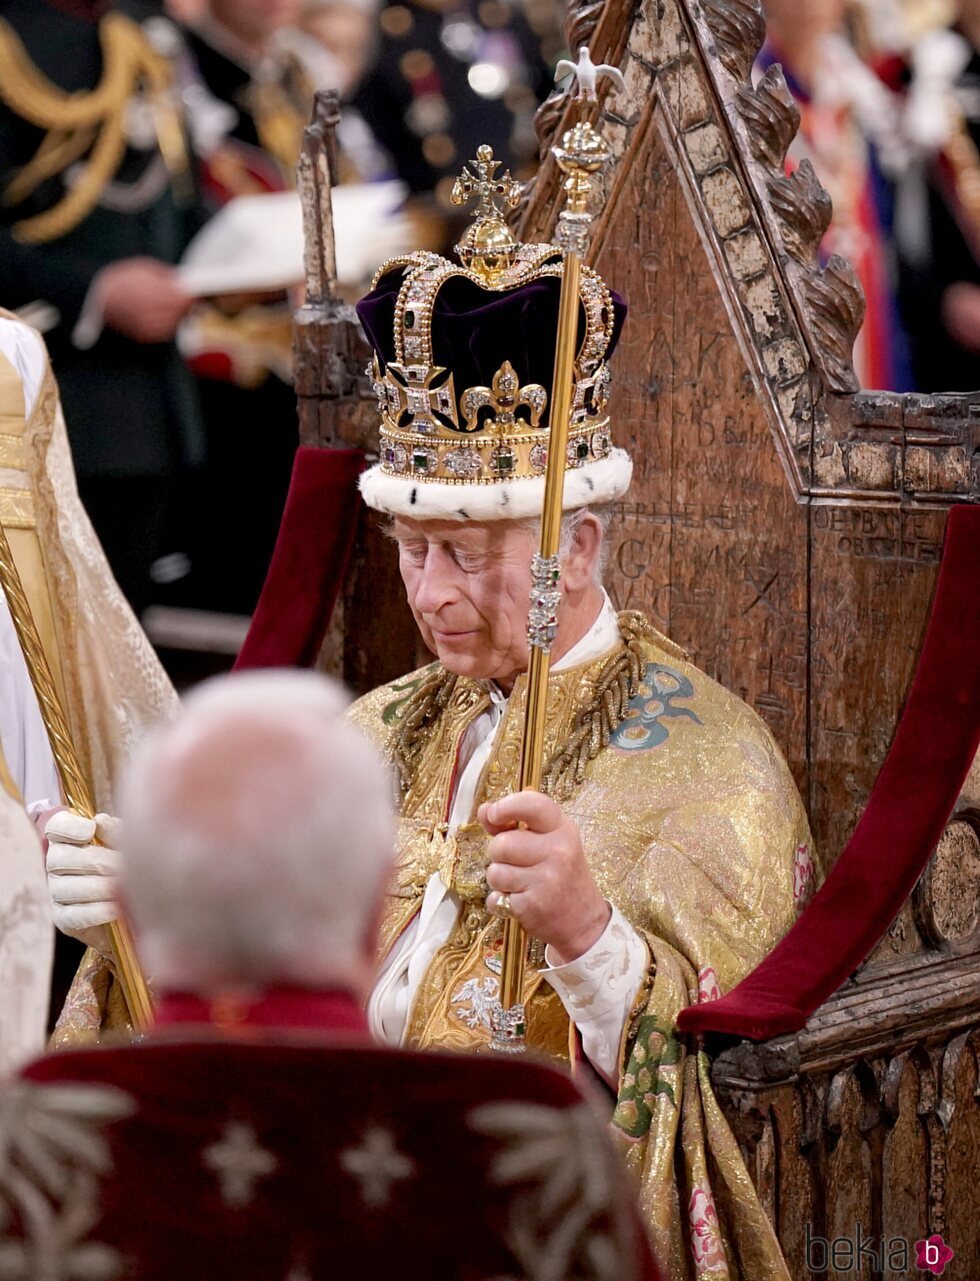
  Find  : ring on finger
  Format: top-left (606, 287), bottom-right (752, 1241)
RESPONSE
top-left (492, 892), bottom-right (513, 920)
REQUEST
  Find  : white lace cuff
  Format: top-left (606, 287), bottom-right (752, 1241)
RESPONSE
top-left (540, 904), bottom-right (650, 1086)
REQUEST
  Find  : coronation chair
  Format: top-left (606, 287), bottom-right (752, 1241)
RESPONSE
top-left (237, 3), bottom-right (980, 1269)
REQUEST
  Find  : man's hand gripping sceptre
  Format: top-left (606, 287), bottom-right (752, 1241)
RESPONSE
top-left (487, 49), bottom-right (619, 1053)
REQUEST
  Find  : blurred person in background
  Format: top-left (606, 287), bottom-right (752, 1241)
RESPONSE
top-left (0, 0), bottom-right (206, 614)
top-left (352, 0), bottom-right (554, 242)
top-left (759, 0), bottom-right (916, 390)
top-left (895, 0), bottom-right (980, 390)
top-left (163, 0), bottom-right (312, 616)
top-left (287, 0), bottom-right (377, 113)
top-left (282, 0), bottom-right (395, 183)
top-left (43, 670), bottom-right (392, 1041)
top-left (183, 0), bottom-right (310, 190)
top-left (166, 0), bottom-right (409, 617)
top-left (52, 670), bottom-right (394, 1026)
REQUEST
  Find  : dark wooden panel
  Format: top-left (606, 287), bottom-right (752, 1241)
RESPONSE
top-left (590, 98), bottom-right (810, 787)
top-left (807, 503), bottom-right (943, 863)
top-left (341, 510), bottom-right (421, 694)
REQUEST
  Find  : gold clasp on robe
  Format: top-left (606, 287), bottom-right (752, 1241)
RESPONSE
top-left (437, 822), bottom-right (490, 901)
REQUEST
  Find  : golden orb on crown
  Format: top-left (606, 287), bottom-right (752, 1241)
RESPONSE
top-left (450, 144), bottom-right (523, 285)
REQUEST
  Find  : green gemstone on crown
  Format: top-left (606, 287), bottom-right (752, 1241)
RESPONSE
top-left (491, 446), bottom-right (516, 475)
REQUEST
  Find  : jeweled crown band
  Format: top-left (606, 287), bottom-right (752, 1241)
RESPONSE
top-left (378, 418), bottom-right (614, 483)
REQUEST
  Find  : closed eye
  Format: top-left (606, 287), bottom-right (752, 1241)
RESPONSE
top-left (454, 552), bottom-right (485, 571)
top-left (399, 544), bottom-right (428, 566)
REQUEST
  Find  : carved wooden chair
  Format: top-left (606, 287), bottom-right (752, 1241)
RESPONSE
top-left (271, 4), bottom-right (980, 1274)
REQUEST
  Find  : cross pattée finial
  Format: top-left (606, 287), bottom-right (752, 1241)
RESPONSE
top-left (451, 144), bottom-right (523, 283)
top-left (450, 144), bottom-right (522, 221)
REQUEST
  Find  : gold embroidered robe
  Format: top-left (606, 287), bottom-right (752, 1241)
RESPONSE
top-left (349, 613), bottom-right (818, 1281)
top-left (0, 314), bottom-right (178, 1044)
top-left (0, 737), bottom-right (53, 1073)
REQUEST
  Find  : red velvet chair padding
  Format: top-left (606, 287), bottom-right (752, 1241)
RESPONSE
top-left (235, 446), bottom-right (364, 671)
top-left (678, 503), bottom-right (980, 1041)
top-left (20, 1040), bottom-right (661, 1281)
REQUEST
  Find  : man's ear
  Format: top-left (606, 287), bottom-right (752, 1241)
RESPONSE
top-left (563, 513), bottom-right (603, 592)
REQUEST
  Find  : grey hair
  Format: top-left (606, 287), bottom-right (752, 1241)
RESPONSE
top-left (116, 670), bottom-right (394, 993)
top-left (519, 503), bottom-right (614, 585)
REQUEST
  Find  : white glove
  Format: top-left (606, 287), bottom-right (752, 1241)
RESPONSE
top-left (45, 809), bottom-right (122, 958)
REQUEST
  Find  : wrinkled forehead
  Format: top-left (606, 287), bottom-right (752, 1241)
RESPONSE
top-left (391, 515), bottom-right (535, 549)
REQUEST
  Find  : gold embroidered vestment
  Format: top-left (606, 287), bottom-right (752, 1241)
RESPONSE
top-left (0, 315), bottom-right (178, 1045)
top-left (349, 613), bottom-right (817, 1280)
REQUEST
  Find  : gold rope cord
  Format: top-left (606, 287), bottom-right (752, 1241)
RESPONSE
top-left (393, 612), bottom-right (661, 804)
top-left (14, 108), bottom-right (128, 245)
top-left (0, 13), bottom-right (178, 244)
top-left (541, 614), bottom-right (651, 801)
top-left (393, 668), bottom-right (459, 788)
top-left (0, 14), bottom-right (144, 127)
top-left (3, 126), bottom-right (97, 207)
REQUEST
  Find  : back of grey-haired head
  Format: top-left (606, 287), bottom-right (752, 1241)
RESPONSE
top-left (117, 670), bottom-right (394, 993)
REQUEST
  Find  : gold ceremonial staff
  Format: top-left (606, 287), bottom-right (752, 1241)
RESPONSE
top-left (0, 520), bottom-right (153, 1031)
top-left (490, 50), bottom-right (620, 1053)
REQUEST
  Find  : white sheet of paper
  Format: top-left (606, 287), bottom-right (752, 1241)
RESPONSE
top-left (177, 182), bottom-right (410, 295)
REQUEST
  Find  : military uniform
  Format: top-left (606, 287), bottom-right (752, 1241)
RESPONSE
top-left (168, 16), bottom-right (307, 613)
top-left (0, 0), bottom-right (205, 609)
top-left (184, 19), bottom-right (311, 191)
top-left (354, 0), bottom-right (552, 206)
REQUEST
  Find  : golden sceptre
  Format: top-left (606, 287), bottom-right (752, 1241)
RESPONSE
top-left (0, 520), bottom-right (153, 1031)
top-left (490, 53), bottom-right (617, 1053)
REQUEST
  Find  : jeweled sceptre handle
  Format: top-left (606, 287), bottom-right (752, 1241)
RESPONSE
top-left (490, 52), bottom-right (618, 1053)
top-left (0, 520), bottom-right (153, 1031)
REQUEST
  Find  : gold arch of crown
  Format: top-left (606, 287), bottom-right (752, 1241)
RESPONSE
top-left (367, 248), bottom-right (617, 485)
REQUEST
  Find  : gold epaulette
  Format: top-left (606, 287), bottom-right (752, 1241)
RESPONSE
top-left (0, 13), bottom-right (184, 243)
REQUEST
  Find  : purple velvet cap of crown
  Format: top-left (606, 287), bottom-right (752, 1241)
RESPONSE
top-left (356, 269), bottom-right (627, 427)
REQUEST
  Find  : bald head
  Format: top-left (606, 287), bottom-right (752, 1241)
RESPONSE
top-left (117, 671), bottom-right (394, 998)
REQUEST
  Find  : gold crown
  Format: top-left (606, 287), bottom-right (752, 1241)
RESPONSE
top-left (364, 147), bottom-right (618, 488)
